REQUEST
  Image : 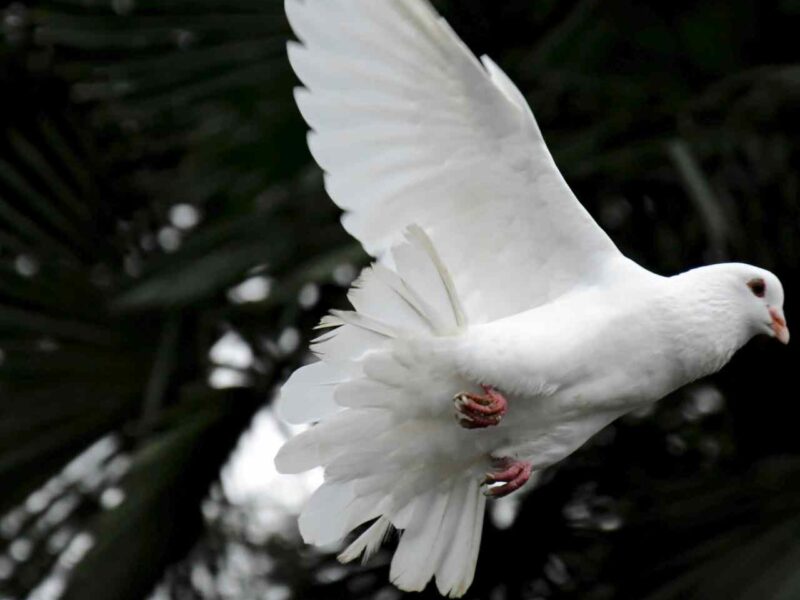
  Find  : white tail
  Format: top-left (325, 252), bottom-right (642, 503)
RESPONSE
top-left (275, 226), bottom-right (488, 597)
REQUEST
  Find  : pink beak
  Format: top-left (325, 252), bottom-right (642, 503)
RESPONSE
top-left (770, 307), bottom-right (790, 344)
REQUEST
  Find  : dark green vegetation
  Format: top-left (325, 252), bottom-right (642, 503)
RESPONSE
top-left (1, 0), bottom-right (799, 598)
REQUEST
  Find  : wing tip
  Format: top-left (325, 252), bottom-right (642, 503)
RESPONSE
top-left (292, 86), bottom-right (315, 125)
top-left (284, 0), bottom-right (307, 42)
top-left (273, 429), bottom-right (316, 474)
top-left (285, 39), bottom-right (305, 63)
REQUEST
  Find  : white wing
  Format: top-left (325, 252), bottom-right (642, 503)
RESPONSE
top-left (286, 0), bottom-right (624, 322)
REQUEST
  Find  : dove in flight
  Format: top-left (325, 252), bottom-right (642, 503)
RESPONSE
top-left (274, 0), bottom-right (789, 596)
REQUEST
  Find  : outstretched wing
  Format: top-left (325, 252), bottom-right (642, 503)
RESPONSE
top-left (286, 0), bottom-right (624, 323)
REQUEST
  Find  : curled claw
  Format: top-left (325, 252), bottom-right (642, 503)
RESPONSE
top-left (454, 384), bottom-right (508, 429)
top-left (483, 457), bottom-right (532, 498)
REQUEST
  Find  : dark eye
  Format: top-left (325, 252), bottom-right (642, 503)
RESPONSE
top-left (748, 278), bottom-right (766, 298)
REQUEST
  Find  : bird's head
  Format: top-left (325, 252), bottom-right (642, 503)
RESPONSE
top-left (685, 263), bottom-right (789, 345)
top-left (739, 266), bottom-right (789, 344)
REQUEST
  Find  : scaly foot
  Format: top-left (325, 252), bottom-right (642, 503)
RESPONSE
top-left (483, 457), bottom-right (532, 498)
top-left (454, 384), bottom-right (508, 429)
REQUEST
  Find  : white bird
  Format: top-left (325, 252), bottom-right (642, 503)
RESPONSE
top-left (274, 0), bottom-right (790, 596)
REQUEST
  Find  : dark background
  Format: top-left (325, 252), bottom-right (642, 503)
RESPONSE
top-left (1, 0), bottom-right (799, 599)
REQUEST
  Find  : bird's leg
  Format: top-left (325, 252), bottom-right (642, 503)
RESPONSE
top-left (453, 384), bottom-right (508, 429)
top-left (483, 457), bottom-right (532, 498)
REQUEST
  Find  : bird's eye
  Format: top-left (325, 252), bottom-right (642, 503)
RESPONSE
top-left (748, 278), bottom-right (766, 298)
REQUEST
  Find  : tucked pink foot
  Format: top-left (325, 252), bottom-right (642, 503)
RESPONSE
top-left (483, 457), bottom-right (532, 498)
top-left (454, 384), bottom-right (508, 429)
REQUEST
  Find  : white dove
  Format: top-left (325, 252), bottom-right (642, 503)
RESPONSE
top-left (274, 0), bottom-right (790, 596)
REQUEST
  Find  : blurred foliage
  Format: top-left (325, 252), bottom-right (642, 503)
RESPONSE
top-left (0, 0), bottom-right (799, 599)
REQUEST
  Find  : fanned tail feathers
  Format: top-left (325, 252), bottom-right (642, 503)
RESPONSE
top-left (275, 226), bottom-right (487, 597)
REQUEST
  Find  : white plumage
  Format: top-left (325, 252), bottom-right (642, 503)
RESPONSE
top-left (275, 0), bottom-right (789, 596)
top-left (284, 0), bottom-right (620, 322)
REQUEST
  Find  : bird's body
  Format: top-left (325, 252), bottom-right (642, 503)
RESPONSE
top-left (456, 263), bottom-right (760, 417)
top-left (275, 0), bottom-right (789, 596)
top-left (362, 260), bottom-right (769, 474)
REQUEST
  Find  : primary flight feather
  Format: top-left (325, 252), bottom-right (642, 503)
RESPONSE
top-left (275, 0), bottom-right (790, 596)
